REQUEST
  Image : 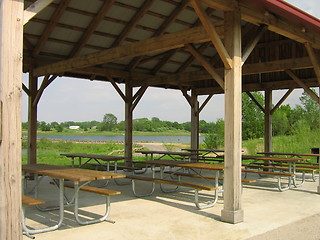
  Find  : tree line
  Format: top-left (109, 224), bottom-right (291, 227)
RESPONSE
top-left (23, 90), bottom-right (319, 144)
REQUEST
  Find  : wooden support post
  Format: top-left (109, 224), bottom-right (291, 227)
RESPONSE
top-left (28, 72), bottom-right (38, 164)
top-left (191, 90), bottom-right (199, 152)
top-left (125, 80), bottom-right (133, 166)
top-left (0, 1), bottom-right (24, 239)
top-left (221, 10), bottom-right (244, 224)
top-left (264, 90), bottom-right (273, 153)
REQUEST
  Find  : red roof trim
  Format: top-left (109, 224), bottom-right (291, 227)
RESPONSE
top-left (266, 0), bottom-right (320, 27)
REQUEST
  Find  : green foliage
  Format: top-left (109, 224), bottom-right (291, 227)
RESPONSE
top-left (203, 119), bottom-right (224, 149)
top-left (242, 92), bottom-right (264, 140)
top-left (98, 113), bottom-right (117, 131)
top-left (22, 138), bottom-right (125, 165)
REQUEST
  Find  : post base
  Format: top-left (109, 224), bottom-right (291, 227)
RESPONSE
top-left (221, 209), bottom-right (244, 224)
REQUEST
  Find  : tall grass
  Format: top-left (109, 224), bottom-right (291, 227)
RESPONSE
top-left (243, 128), bottom-right (319, 161)
top-left (22, 138), bottom-right (126, 165)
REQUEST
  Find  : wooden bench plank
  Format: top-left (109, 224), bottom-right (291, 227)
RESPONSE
top-left (126, 175), bottom-right (216, 191)
top-left (87, 162), bottom-right (141, 171)
top-left (164, 171), bottom-right (256, 183)
top-left (22, 195), bottom-right (45, 206)
top-left (62, 182), bottom-right (121, 196)
top-left (243, 164), bottom-right (317, 172)
top-left (242, 169), bottom-right (294, 177)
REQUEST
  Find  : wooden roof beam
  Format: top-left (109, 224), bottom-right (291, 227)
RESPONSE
top-left (201, 0), bottom-right (320, 48)
top-left (68, 0), bottom-right (115, 58)
top-left (242, 25), bottom-right (268, 65)
top-left (23, 0), bottom-right (54, 25)
top-left (246, 92), bottom-right (265, 113)
top-left (127, 0), bottom-right (190, 70)
top-left (32, 0), bottom-right (71, 56)
top-left (285, 69), bottom-right (320, 104)
top-left (136, 56), bottom-right (314, 86)
top-left (110, 0), bottom-right (154, 48)
top-left (190, 0), bottom-right (232, 69)
top-left (33, 25), bottom-right (216, 76)
top-left (270, 88), bottom-right (294, 114)
top-left (176, 42), bottom-right (211, 73)
top-left (305, 42), bottom-right (320, 85)
top-left (186, 43), bottom-right (224, 89)
top-left (75, 66), bottom-right (153, 80)
top-left (196, 78), bottom-right (319, 95)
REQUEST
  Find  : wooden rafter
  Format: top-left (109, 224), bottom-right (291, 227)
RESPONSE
top-left (242, 25), bottom-right (268, 65)
top-left (151, 50), bottom-right (177, 74)
top-left (68, 0), bottom-right (114, 58)
top-left (198, 94), bottom-right (213, 114)
top-left (196, 78), bottom-right (318, 95)
top-left (180, 87), bottom-right (192, 107)
top-left (131, 86), bottom-right (148, 112)
top-left (77, 66), bottom-right (153, 80)
top-left (176, 42), bottom-right (210, 74)
top-left (270, 88), bottom-right (294, 115)
top-left (190, 0), bottom-right (232, 69)
top-left (127, 0), bottom-right (190, 71)
top-left (134, 56), bottom-right (315, 87)
top-left (32, 0), bottom-right (71, 56)
top-left (285, 69), bottom-right (320, 103)
top-left (33, 75), bottom-right (57, 106)
top-left (110, 0), bottom-right (154, 48)
top-left (305, 42), bottom-right (320, 85)
top-left (22, 84), bottom-right (31, 96)
top-left (23, 0), bottom-right (54, 25)
top-left (33, 25), bottom-right (217, 76)
top-left (246, 92), bottom-right (265, 113)
top-left (107, 76), bottom-right (127, 102)
top-left (201, 0), bottom-right (320, 48)
top-left (186, 43), bottom-right (224, 89)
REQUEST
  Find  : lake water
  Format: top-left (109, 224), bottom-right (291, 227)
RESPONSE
top-left (37, 135), bottom-right (206, 143)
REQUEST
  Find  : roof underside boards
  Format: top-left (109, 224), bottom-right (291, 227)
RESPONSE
top-left (23, 0), bottom-right (320, 95)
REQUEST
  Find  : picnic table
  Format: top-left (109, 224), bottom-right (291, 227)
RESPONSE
top-left (136, 150), bottom-right (199, 162)
top-left (242, 155), bottom-right (312, 191)
top-left (257, 151), bottom-right (320, 191)
top-left (22, 164), bottom-right (125, 236)
top-left (61, 153), bottom-right (125, 169)
top-left (182, 148), bottom-right (225, 162)
top-left (128, 159), bottom-right (224, 209)
top-left (257, 151), bottom-right (320, 161)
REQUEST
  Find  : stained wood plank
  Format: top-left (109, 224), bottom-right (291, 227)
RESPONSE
top-left (0, 1), bottom-right (24, 239)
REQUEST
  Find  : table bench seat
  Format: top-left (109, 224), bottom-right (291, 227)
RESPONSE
top-left (22, 195), bottom-right (46, 239)
top-left (242, 169), bottom-right (294, 177)
top-left (22, 195), bottom-right (45, 206)
top-left (243, 163), bottom-right (317, 172)
top-left (87, 162), bottom-right (141, 171)
top-left (163, 171), bottom-right (256, 184)
top-left (63, 182), bottom-right (121, 196)
top-left (126, 175), bottom-right (216, 191)
top-left (126, 175), bottom-right (219, 209)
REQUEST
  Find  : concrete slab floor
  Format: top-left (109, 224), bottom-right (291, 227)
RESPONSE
top-left (23, 172), bottom-right (320, 240)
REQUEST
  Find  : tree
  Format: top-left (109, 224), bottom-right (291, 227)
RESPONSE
top-left (299, 90), bottom-right (320, 130)
top-left (98, 113), bottom-right (117, 131)
top-left (242, 92), bottom-right (264, 140)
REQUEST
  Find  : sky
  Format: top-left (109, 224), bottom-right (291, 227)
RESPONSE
top-left (21, 0), bottom-right (320, 124)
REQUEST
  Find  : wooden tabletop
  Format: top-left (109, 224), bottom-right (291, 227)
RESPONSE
top-left (23, 164), bottom-right (126, 182)
top-left (182, 149), bottom-right (225, 153)
top-left (257, 152), bottom-right (320, 158)
top-left (143, 160), bottom-right (224, 170)
top-left (137, 150), bottom-right (198, 156)
top-left (242, 155), bottom-right (310, 162)
top-left (61, 153), bottom-right (125, 161)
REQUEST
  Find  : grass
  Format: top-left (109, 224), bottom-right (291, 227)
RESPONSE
top-left (22, 129), bottom-right (192, 136)
top-left (22, 129), bottom-right (319, 165)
